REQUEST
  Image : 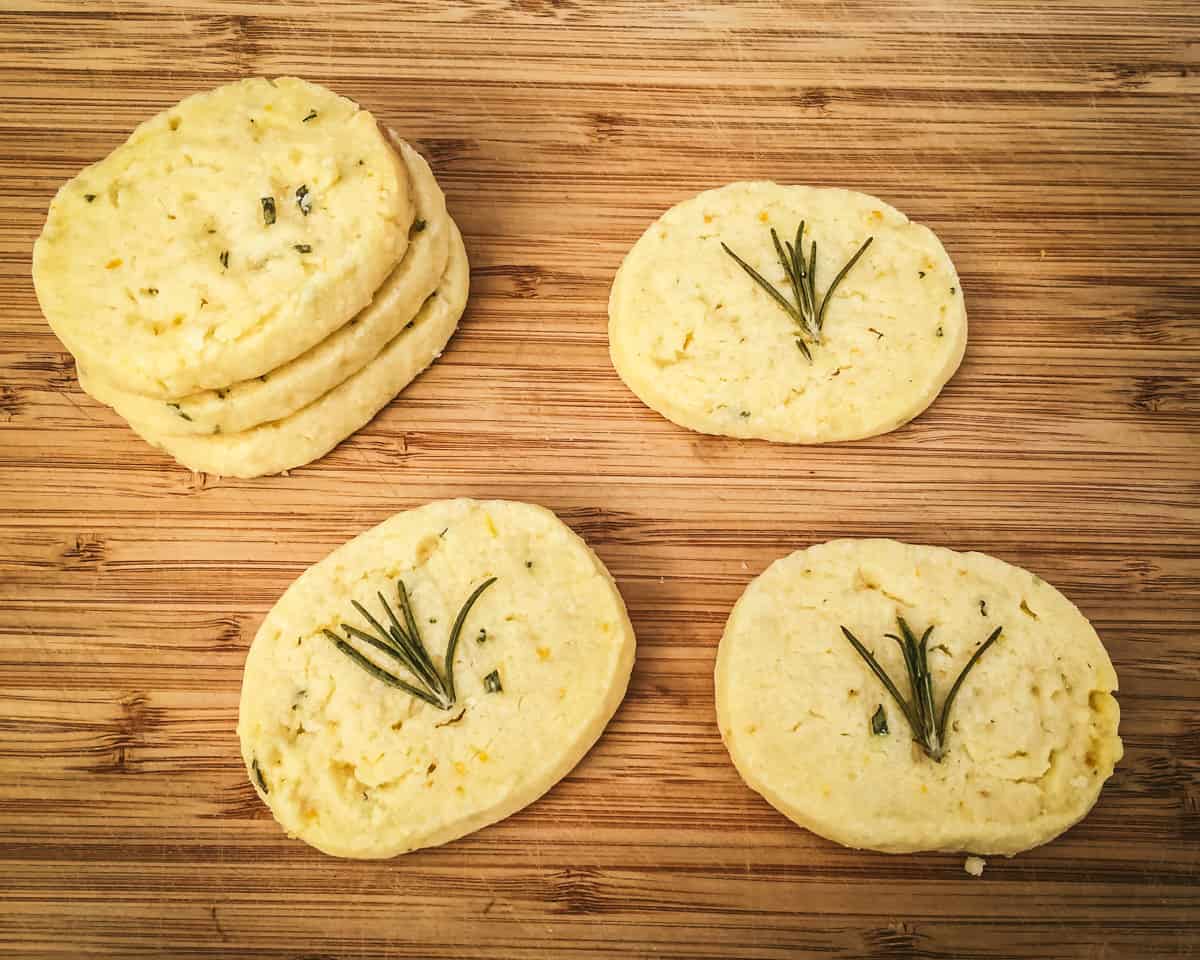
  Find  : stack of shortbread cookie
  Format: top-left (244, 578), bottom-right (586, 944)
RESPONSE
top-left (33, 77), bottom-right (465, 478)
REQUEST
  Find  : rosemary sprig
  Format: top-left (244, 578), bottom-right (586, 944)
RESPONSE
top-left (324, 576), bottom-right (496, 710)
top-left (721, 222), bottom-right (872, 360)
top-left (840, 617), bottom-right (1002, 762)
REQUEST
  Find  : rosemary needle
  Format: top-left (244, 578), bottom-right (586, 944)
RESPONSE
top-left (326, 576), bottom-right (497, 710)
top-left (722, 221), bottom-right (873, 360)
top-left (840, 618), bottom-right (1002, 762)
top-left (443, 578), bottom-right (501, 704)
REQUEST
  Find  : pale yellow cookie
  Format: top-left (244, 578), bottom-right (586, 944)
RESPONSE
top-left (238, 498), bottom-right (636, 858)
top-left (716, 539), bottom-right (1121, 855)
top-left (79, 137), bottom-right (449, 436)
top-left (128, 221), bottom-right (469, 477)
top-left (34, 77), bottom-right (412, 397)
top-left (609, 182), bottom-right (966, 442)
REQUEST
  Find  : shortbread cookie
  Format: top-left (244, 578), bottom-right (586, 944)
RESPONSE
top-left (238, 498), bottom-right (636, 858)
top-left (79, 138), bottom-right (449, 436)
top-left (716, 539), bottom-right (1121, 855)
top-left (129, 221), bottom-right (469, 477)
top-left (609, 182), bottom-right (966, 442)
top-left (33, 77), bottom-right (413, 397)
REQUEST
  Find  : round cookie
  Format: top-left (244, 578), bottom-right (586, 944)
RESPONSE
top-left (715, 539), bottom-right (1121, 855)
top-left (609, 182), bottom-right (966, 443)
top-left (238, 498), bottom-right (636, 858)
top-left (78, 137), bottom-right (450, 437)
top-left (128, 220), bottom-right (469, 477)
top-left (33, 77), bottom-right (413, 397)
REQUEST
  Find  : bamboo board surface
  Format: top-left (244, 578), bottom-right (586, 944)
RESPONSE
top-left (1, 2), bottom-right (1198, 957)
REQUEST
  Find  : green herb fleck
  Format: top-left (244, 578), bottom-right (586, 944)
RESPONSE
top-left (870, 704), bottom-right (889, 736)
top-left (409, 218), bottom-right (427, 238)
top-left (324, 576), bottom-right (497, 710)
top-left (251, 758), bottom-right (269, 794)
top-left (476, 628), bottom-right (487, 644)
top-left (935, 326), bottom-right (944, 338)
top-left (739, 410), bottom-right (751, 418)
top-left (918, 270), bottom-right (926, 279)
top-left (296, 184), bottom-right (312, 216)
top-left (84, 193), bottom-right (96, 203)
top-left (950, 286), bottom-right (956, 295)
top-left (979, 599), bottom-right (988, 617)
top-left (525, 560), bottom-right (533, 569)
top-left (721, 221), bottom-right (873, 362)
top-left (143, 287), bottom-right (159, 297)
top-left (294, 244), bottom-right (312, 253)
top-left (439, 528), bottom-right (448, 538)
top-left (261, 196), bottom-right (276, 226)
top-left (840, 617), bottom-right (1002, 762)
top-left (429, 618), bottom-right (438, 624)
top-left (219, 250), bottom-right (230, 270)
top-left (302, 109), bottom-right (318, 123)
top-left (484, 670), bottom-right (503, 694)
top-left (167, 403), bottom-right (193, 422)
top-left (868, 327), bottom-right (884, 339)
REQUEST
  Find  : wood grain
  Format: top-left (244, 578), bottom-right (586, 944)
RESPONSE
top-left (1, 1), bottom-right (1198, 957)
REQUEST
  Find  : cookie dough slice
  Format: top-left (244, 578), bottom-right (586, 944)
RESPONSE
top-left (239, 498), bottom-right (636, 858)
top-left (716, 539), bottom-right (1121, 855)
top-left (33, 76), bottom-right (413, 397)
top-left (127, 221), bottom-right (469, 477)
top-left (78, 138), bottom-right (449, 437)
top-left (609, 181), bottom-right (966, 442)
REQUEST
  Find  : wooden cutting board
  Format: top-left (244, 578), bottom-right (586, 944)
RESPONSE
top-left (1, 2), bottom-right (1197, 957)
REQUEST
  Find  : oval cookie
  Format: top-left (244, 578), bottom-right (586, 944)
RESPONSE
top-left (127, 220), bottom-right (469, 477)
top-left (79, 137), bottom-right (449, 436)
top-left (238, 498), bottom-right (636, 858)
top-left (34, 77), bottom-right (413, 397)
top-left (715, 539), bottom-right (1121, 855)
top-left (609, 182), bottom-right (966, 442)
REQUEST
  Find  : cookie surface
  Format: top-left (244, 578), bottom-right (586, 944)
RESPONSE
top-left (129, 220), bottom-right (469, 477)
top-left (79, 137), bottom-right (449, 436)
top-left (609, 182), bottom-right (966, 442)
top-left (715, 539), bottom-right (1121, 855)
top-left (34, 77), bottom-right (412, 397)
top-left (238, 498), bottom-right (636, 858)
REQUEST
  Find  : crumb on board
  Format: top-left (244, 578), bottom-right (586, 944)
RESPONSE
top-left (964, 855), bottom-right (986, 877)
